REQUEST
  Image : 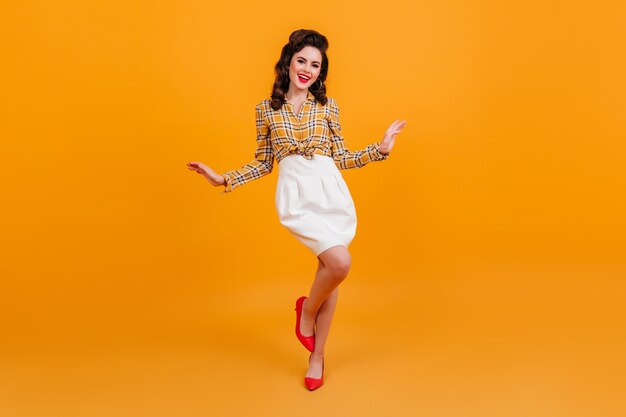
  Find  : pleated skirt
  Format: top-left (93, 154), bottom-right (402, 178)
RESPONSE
top-left (275, 154), bottom-right (357, 257)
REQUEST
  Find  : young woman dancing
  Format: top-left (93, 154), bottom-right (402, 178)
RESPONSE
top-left (187, 29), bottom-right (406, 391)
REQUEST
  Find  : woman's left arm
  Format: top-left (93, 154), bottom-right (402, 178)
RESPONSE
top-left (327, 98), bottom-right (406, 170)
top-left (378, 119), bottom-right (407, 155)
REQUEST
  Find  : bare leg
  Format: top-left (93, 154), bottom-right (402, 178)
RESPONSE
top-left (299, 245), bottom-right (351, 338)
top-left (298, 245), bottom-right (351, 379)
top-left (306, 285), bottom-right (338, 378)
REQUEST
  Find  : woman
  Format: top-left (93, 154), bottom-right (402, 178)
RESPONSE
top-left (187, 29), bottom-right (406, 391)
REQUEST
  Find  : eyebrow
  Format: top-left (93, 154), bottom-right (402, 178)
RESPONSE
top-left (295, 56), bottom-right (321, 65)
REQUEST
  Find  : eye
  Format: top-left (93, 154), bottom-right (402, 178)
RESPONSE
top-left (313, 64), bottom-right (320, 68)
top-left (297, 59), bottom-right (305, 64)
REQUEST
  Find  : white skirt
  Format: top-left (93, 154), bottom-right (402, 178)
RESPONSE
top-left (275, 154), bottom-right (357, 257)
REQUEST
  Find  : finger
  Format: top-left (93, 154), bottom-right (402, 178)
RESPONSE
top-left (386, 121), bottom-right (400, 133)
top-left (393, 122), bottom-right (406, 132)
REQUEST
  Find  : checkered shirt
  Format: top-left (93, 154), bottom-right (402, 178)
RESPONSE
top-left (221, 91), bottom-right (389, 194)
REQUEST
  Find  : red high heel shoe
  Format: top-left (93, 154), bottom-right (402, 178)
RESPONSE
top-left (304, 354), bottom-right (324, 391)
top-left (295, 296), bottom-right (315, 352)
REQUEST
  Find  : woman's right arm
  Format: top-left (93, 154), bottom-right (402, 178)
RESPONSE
top-left (220, 104), bottom-right (274, 194)
top-left (186, 161), bottom-right (227, 186)
top-left (186, 104), bottom-right (274, 195)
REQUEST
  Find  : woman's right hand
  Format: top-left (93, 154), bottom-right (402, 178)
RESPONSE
top-left (186, 161), bottom-right (226, 187)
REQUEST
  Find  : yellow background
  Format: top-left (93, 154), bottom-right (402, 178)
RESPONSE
top-left (1, 1), bottom-right (625, 416)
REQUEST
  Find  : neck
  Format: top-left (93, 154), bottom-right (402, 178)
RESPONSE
top-left (285, 86), bottom-right (308, 102)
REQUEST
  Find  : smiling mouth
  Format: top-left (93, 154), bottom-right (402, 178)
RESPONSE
top-left (297, 74), bottom-right (310, 83)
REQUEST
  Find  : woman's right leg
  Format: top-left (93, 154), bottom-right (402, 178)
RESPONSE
top-left (306, 285), bottom-right (338, 378)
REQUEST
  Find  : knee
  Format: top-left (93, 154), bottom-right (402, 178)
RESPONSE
top-left (330, 254), bottom-right (351, 279)
top-left (319, 245), bottom-right (352, 280)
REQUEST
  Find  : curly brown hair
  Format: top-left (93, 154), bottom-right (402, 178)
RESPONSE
top-left (270, 29), bottom-right (329, 111)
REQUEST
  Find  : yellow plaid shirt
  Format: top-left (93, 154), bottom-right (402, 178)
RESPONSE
top-left (221, 91), bottom-right (389, 194)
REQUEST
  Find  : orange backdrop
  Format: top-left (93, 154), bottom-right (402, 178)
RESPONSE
top-left (1, 1), bottom-right (625, 416)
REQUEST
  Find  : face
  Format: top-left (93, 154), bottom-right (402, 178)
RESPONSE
top-left (288, 45), bottom-right (323, 93)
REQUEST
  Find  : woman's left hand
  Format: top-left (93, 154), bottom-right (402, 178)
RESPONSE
top-left (378, 119), bottom-right (407, 155)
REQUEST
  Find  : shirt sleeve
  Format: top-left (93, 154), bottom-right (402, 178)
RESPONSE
top-left (220, 104), bottom-right (274, 194)
top-left (327, 98), bottom-right (389, 170)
